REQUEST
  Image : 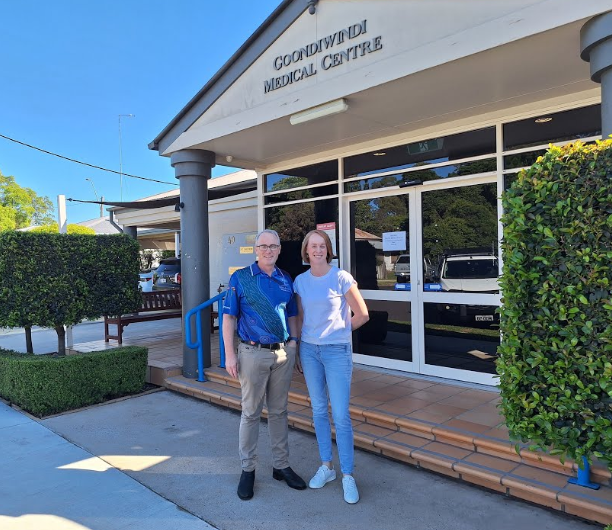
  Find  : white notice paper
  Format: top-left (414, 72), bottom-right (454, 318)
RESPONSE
top-left (383, 231), bottom-right (406, 252)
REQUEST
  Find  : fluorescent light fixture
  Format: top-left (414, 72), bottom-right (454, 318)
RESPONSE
top-left (290, 98), bottom-right (349, 125)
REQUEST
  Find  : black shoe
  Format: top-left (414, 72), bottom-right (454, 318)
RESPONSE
top-left (237, 470), bottom-right (255, 500)
top-left (272, 466), bottom-right (307, 490)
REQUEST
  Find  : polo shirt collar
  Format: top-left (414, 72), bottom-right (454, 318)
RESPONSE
top-left (250, 262), bottom-right (281, 278)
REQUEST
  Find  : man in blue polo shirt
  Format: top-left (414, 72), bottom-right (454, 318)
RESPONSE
top-left (222, 229), bottom-right (306, 500)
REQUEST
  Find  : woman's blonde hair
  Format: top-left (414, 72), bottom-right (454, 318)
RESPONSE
top-left (301, 229), bottom-right (334, 264)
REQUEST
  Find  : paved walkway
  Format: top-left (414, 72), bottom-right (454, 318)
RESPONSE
top-left (35, 391), bottom-right (593, 530)
top-left (0, 400), bottom-right (213, 530)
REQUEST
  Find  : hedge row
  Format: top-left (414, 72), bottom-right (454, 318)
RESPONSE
top-left (499, 140), bottom-right (612, 468)
top-left (0, 347), bottom-right (148, 417)
top-left (0, 232), bottom-right (141, 330)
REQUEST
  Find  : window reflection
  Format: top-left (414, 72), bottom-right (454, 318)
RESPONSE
top-left (264, 184), bottom-right (337, 205)
top-left (344, 127), bottom-right (496, 180)
top-left (344, 159), bottom-right (496, 193)
top-left (264, 160), bottom-right (337, 193)
top-left (265, 198), bottom-right (338, 279)
top-left (424, 303), bottom-right (499, 374)
top-left (503, 104), bottom-right (601, 151)
top-left (353, 299), bottom-right (412, 362)
top-left (349, 196), bottom-right (409, 291)
top-left (421, 184), bottom-right (499, 294)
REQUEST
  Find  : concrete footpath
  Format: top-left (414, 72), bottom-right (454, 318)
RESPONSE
top-left (1, 391), bottom-right (596, 530)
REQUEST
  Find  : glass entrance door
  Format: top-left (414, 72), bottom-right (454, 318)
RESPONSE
top-left (347, 178), bottom-right (500, 385)
top-left (348, 191), bottom-right (418, 372)
top-left (417, 181), bottom-right (500, 385)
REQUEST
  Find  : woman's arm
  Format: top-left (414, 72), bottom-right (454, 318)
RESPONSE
top-left (345, 284), bottom-right (369, 331)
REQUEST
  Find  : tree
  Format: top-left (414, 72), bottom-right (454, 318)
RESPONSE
top-left (0, 205), bottom-right (16, 231)
top-left (31, 223), bottom-right (96, 235)
top-left (0, 172), bottom-right (54, 228)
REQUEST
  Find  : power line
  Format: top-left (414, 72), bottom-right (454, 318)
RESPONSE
top-left (0, 133), bottom-right (178, 187)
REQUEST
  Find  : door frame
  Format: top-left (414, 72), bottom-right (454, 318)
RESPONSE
top-left (344, 173), bottom-right (500, 386)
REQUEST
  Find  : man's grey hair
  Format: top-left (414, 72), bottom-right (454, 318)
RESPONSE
top-left (255, 229), bottom-right (281, 246)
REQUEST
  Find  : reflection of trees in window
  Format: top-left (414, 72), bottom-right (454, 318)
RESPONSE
top-left (421, 184), bottom-right (498, 265)
top-left (503, 150), bottom-right (546, 170)
top-left (266, 202), bottom-right (315, 242)
top-left (352, 196), bottom-right (409, 237)
top-left (270, 176), bottom-right (310, 192)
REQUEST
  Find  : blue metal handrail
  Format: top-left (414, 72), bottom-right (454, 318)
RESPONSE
top-left (185, 290), bottom-right (227, 382)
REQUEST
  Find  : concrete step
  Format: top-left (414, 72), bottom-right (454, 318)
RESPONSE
top-left (164, 372), bottom-right (612, 526)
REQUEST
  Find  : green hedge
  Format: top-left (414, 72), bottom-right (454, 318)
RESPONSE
top-left (499, 140), bottom-right (612, 469)
top-left (0, 347), bottom-right (148, 417)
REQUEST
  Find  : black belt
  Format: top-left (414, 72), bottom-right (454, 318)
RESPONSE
top-left (241, 340), bottom-right (284, 350)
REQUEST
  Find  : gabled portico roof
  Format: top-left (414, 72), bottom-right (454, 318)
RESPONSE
top-left (151, 1), bottom-right (610, 170)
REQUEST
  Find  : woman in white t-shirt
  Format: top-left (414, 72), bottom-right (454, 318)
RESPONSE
top-left (294, 229), bottom-right (369, 504)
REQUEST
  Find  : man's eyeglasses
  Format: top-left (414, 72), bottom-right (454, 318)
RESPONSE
top-left (256, 244), bottom-right (280, 251)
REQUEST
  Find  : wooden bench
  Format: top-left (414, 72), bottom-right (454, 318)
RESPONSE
top-left (104, 291), bottom-right (218, 344)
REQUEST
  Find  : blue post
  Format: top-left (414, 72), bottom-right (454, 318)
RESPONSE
top-left (568, 456), bottom-right (600, 490)
top-left (218, 310), bottom-right (226, 369)
top-left (185, 291), bottom-right (227, 383)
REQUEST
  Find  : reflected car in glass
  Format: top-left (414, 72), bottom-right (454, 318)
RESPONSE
top-left (152, 258), bottom-right (181, 291)
top-left (436, 249), bottom-right (499, 325)
top-left (394, 254), bottom-right (411, 283)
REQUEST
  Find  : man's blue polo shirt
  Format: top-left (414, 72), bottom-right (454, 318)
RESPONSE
top-left (222, 262), bottom-right (298, 344)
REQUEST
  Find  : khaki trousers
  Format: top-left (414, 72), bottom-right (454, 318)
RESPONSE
top-left (237, 342), bottom-right (296, 472)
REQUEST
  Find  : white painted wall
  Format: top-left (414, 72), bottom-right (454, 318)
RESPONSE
top-left (208, 192), bottom-right (257, 292)
top-left (186, 0), bottom-right (609, 134)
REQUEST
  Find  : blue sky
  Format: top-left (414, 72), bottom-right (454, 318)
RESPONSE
top-left (1, 0), bottom-right (280, 223)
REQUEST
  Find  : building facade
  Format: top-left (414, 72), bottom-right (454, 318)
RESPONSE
top-left (149, 0), bottom-right (612, 383)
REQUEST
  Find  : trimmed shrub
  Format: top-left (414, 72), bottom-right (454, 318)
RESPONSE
top-left (498, 140), bottom-right (612, 469)
top-left (0, 347), bottom-right (148, 417)
top-left (0, 232), bottom-right (141, 354)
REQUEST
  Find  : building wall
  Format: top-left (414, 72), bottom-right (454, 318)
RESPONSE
top-left (183, 0), bottom-right (608, 135)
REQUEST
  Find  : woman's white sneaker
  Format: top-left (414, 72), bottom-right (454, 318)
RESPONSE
top-left (309, 465), bottom-right (337, 489)
top-left (342, 475), bottom-right (360, 504)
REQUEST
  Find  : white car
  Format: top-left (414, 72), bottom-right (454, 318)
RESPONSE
top-left (439, 253), bottom-right (499, 293)
top-left (437, 250), bottom-right (499, 324)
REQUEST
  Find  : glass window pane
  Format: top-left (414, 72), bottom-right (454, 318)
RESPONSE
top-left (344, 158), bottom-right (497, 193)
top-left (349, 196), bottom-right (410, 291)
top-left (264, 184), bottom-right (337, 204)
top-left (421, 184), bottom-right (499, 294)
top-left (503, 149), bottom-right (547, 171)
top-left (265, 198), bottom-right (338, 279)
top-left (344, 127), bottom-right (496, 179)
top-left (503, 104), bottom-right (601, 151)
top-left (424, 302), bottom-right (499, 374)
top-left (264, 160), bottom-right (338, 193)
top-left (353, 299), bottom-right (412, 362)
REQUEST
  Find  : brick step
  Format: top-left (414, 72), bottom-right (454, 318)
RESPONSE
top-left (165, 374), bottom-right (612, 525)
top-left (202, 368), bottom-right (611, 486)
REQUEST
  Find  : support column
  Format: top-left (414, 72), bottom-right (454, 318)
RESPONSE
top-left (581, 12), bottom-right (612, 137)
top-left (123, 226), bottom-right (137, 239)
top-left (171, 149), bottom-right (216, 378)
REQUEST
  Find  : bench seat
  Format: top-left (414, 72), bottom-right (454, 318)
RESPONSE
top-left (104, 291), bottom-right (217, 344)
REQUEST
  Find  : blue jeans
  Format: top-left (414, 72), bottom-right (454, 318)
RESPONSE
top-left (299, 341), bottom-right (354, 474)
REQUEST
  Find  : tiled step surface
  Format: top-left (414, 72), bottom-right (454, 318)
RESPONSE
top-left (165, 370), bottom-right (612, 526)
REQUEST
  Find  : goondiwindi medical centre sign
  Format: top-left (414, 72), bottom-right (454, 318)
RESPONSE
top-left (264, 20), bottom-right (382, 94)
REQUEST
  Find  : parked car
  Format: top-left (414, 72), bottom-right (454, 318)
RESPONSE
top-left (394, 255), bottom-right (436, 283)
top-left (436, 249), bottom-right (499, 325)
top-left (394, 254), bottom-right (410, 283)
top-left (139, 270), bottom-right (154, 292)
top-left (153, 258), bottom-right (181, 291)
